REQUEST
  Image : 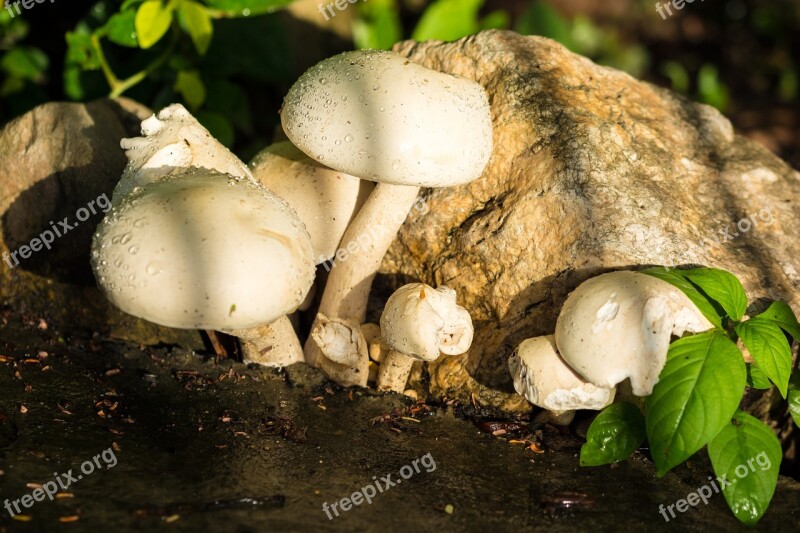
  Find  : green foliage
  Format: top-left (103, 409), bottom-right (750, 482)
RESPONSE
top-left (645, 330), bottom-right (746, 476)
top-left (707, 411), bottom-right (781, 525)
top-left (57, 0), bottom-right (295, 147)
top-left (580, 402), bottom-right (645, 466)
top-left (583, 267), bottom-right (798, 524)
top-left (354, 0), bottom-right (508, 50)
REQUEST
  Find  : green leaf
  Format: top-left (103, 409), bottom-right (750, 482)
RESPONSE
top-left (102, 10), bottom-right (139, 47)
top-left (735, 318), bottom-right (792, 397)
top-left (178, 0), bottom-right (214, 55)
top-left (580, 403), bottom-right (645, 466)
top-left (411, 0), bottom-right (482, 42)
top-left (678, 268), bottom-right (748, 321)
top-left (353, 0), bottom-right (401, 50)
top-left (645, 330), bottom-right (746, 476)
top-left (204, 0), bottom-right (294, 17)
top-left (0, 47), bottom-right (48, 81)
top-left (174, 70), bottom-right (206, 110)
top-left (514, 0), bottom-right (573, 49)
top-left (65, 31), bottom-right (101, 70)
top-left (787, 371), bottom-right (800, 428)
top-left (747, 364), bottom-right (773, 390)
top-left (707, 411), bottom-right (781, 525)
top-left (135, 0), bottom-right (174, 49)
top-left (479, 10), bottom-right (509, 31)
top-left (755, 301), bottom-right (800, 341)
top-left (640, 267), bottom-right (723, 328)
top-left (698, 63), bottom-right (730, 112)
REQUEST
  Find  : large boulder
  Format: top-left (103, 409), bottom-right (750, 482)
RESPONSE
top-left (0, 99), bottom-right (203, 347)
top-left (377, 31), bottom-right (800, 410)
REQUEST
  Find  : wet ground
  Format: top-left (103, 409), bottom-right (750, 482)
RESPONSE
top-left (1, 310), bottom-right (800, 533)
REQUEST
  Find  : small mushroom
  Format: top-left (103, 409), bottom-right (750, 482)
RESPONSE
top-left (309, 313), bottom-right (369, 386)
top-left (94, 105), bottom-right (316, 367)
top-left (554, 271), bottom-right (714, 396)
top-left (377, 283), bottom-right (474, 392)
top-left (508, 336), bottom-right (615, 414)
top-left (282, 50), bottom-right (493, 381)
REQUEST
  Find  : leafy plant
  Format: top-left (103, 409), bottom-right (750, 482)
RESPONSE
top-left (353, 0), bottom-right (508, 51)
top-left (580, 267), bottom-right (799, 524)
top-left (63, 0), bottom-right (296, 147)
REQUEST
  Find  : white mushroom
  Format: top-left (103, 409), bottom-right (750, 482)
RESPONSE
top-left (281, 50), bottom-right (493, 382)
top-left (95, 105), bottom-right (316, 367)
top-left (554, 271), bottom-right (714, 396)
top-left (309, 313), bottom-right (369, 386)
top-left (377, 283), bottom-right (474, 392)
top-left (92, 173), bottom-right (316, 334)
top-left (508, 336), bottom-right (615, 413)
top-left (250, 141), bottom-right (373, 262)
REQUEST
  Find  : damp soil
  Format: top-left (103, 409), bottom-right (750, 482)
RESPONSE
top-left (1, 312), bottom-right (799, 532)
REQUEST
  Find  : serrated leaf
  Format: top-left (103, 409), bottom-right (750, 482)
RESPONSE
top-left (645, 330), bottom-right (746, 476)
top-left (707, 411), bottom-right (781, 525)
top-left (679, 268), bottom-right (748, 321)
top-left (135, 0), bottom-right (173, 49)
top-left (735, 319), bottom-right (792, 397)
top-left (411, 0), bottom-right (482, 42)
top-left (756, 301), bottom-right (800, 341)
top-left (747, 364), bottom-right (773, 390)
top-left (174, 70), bottom-right (206, 110)
top-left (178, 0), bottom-right (213, 55)
top-left (102, 10), bottom-right (138, 47)
top-left (580, 403), bottom-right (645, 466)
top-left (641, 267), bottom-right (723, 328)
top-left (788, 372), bottom-right (800, 428)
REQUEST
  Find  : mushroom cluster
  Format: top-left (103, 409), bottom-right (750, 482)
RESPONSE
top-left (508, 270), bottom-right (713, 420)
top-left (91, 50), bottom-right (492, 394)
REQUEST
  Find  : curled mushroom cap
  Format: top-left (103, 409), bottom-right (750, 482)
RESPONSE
top-left (114, 104), bottom-right (252, 202)
top-left (380, 283), bottom-right (473, 361)
top-left (509, 336), bottom-right (615, 411)
top-left (92, 172), bottom-right (315, 330)
top-left (554, 271), bottom-right (714, 396)
top-left (281, 50), bottom-right (493, 188)
top-left (250, 141), bottom-right (372, 261)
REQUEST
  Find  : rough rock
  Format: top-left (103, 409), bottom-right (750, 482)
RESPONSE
top-left (377, 31), bottom-right (800, 411)
top-left (0, 99), bottom-right (203, 348)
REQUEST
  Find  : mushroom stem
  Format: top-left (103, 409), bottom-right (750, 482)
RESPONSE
top-left (305, 182), bottom-right (421, 369)
top-left (376, 350), bottom-right (416, 393)
top-left (229, 316), bottom-right (304, 368)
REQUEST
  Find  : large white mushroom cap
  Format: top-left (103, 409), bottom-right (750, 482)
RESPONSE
top-left (380, 283), bottom-right (473, 361)
top-left (250, 141), bottom-right (372, 261)
top-left (508, 336), bottom-right (615, 411)
top-left (281, 50), bottom-right (493, 187)
top-left (91, 172), bottom-right (316, 330)
top-left (554, 271), bottom-right (714, 396)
